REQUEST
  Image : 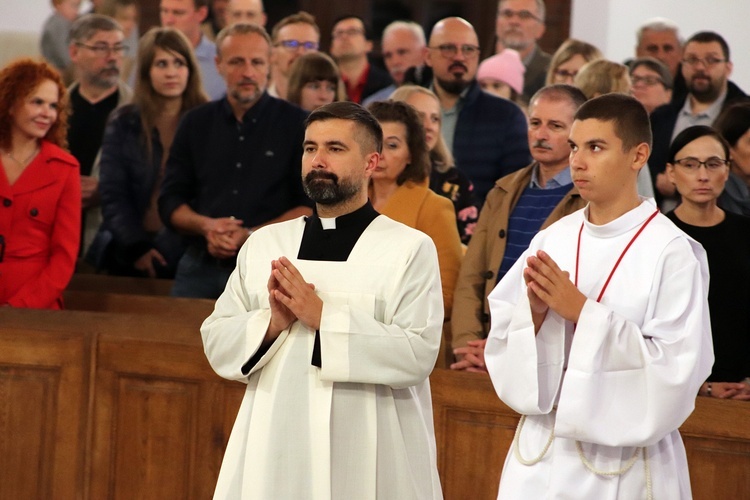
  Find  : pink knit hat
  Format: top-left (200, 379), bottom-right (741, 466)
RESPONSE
top-left (477, 49), bottom-right (526, 95)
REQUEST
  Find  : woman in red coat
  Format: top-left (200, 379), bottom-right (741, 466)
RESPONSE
top-left (0, 59), bottom-right (81, 309)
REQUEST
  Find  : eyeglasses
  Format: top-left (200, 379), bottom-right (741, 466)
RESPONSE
top-left (76, 43), bottom-right (128, 57)
top-left (682, 56), bottom-right (726, 68)
top-left (428, 43), bottom-right (481, 59)
top-left (275, 40), bottom-right (319, 51)
top-left (673, 157), bottom-right (729, 171)
top-left (332, 28), bottom-right (364, 39)
top-left (498, 8), bottom-right (543, 22)
top-left (631, 75), bottom-right (664, 87)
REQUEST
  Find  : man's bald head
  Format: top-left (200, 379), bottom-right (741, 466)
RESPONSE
top-left (426, 17), bottom-right (480, 96)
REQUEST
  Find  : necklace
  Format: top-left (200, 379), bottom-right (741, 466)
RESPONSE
top-left (2, 145), bottom-right (39, 167)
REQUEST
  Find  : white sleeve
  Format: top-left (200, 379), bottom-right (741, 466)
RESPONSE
top-left (200, 238), bottom-right (282, 382)
top-left (318, 236), bottom-right (443, 389)
top-left (555, 238), bottom-right (714, 447)
top-left (485, 248), bottom-right (568, 415)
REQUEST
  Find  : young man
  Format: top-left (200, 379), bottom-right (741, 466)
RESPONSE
top-left (201, 102), bottom-right (443, 498)
top-left (485, 93), bottom-right (713, 499)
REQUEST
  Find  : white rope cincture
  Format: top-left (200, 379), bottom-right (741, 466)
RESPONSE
top-left (576, 441), bottom-right (653, 500)
top-left (513, 415), bottom-right (555, 466)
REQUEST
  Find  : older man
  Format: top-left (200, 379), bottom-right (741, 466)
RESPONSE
top-left (267, 11), bottom-right (320, 99)
top-left (495, 0), bottom-right (550, 100)
top-left (362, 21), bottom-right (427, 105)
top-left (160, 0), bottom-right (225, 99)
top-left (635, 17), bottom-right (682, 78)
top-left (67, 14), bottom-right (132, 254)
top-left (426, 17), bottom-right (530, 203)
top-left (202, 101), bottom-right (443, 499)
top-left (159, 23), bottom-right (311, 298)
top-left (451, 84), bottom-right (587, 369)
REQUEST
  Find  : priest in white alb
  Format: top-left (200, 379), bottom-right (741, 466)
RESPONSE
top-left (485, 94), bottom-right (714, 499)
top-left (201, 101), bottom-right (444, 499)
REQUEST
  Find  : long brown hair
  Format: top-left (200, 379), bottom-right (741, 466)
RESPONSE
top-left (0, 58), bottom-right (69, 150)
top-left (134, 27), bottom-right (208, 155)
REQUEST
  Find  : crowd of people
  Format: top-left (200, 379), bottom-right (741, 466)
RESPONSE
top-left (1, 0), bottom-right (748, 497)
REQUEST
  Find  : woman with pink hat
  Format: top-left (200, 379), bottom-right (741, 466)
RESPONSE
top-left (477, 49), bottom-right (526, 108)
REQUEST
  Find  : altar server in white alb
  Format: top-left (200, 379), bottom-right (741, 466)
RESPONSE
top-left (485, 93), bottom-right (713, 499)
top-left (201, 101), bottom-right (443, 499)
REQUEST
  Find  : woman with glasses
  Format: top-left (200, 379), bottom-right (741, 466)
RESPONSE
top-left (286, 52), bottom-right (344, 111)
top-left (665, 125), bottom-right (750, 400)
top-left (545, 38), bottom-right (603, 86)
top-left (629, 57), bottom-right (673, 114)
top-left (367, 100), bottom-right (463, 367)
top-left (0, 59), bottom-right (80, 309)
top-left (87, 27), bottom-right (208, 278)
top-left (390, 85), bottom-right (480, 245)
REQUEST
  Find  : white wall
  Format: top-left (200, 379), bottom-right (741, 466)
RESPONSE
top-left (572, 0), bottom-right (750, 91)
top-left (0, 0), bottom-right (94, 32)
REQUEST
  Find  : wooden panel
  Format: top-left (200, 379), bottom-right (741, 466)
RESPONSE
top-left (0, 326), bottom-right (89, 500)
top-left (64, 290), bottom-right (214, 323)
top-left (68, 274), bottom-right (174, 295)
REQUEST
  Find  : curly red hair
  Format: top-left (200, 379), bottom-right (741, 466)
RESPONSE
top-left (0, 58), bottom-right (69, 150)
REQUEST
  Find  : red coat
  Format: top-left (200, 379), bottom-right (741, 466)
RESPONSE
top-left (0, 141), bottom-right (81, 309)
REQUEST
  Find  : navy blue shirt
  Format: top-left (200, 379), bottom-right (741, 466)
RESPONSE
top-left (159, 93), bottom-right (311, 243)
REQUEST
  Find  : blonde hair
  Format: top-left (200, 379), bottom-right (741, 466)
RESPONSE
top-left (574, 59), bottom-right (631, 100)
top-left (545, 38), bottom-right (603, 86)
top-left (389, 85), bottom-right (455, 173)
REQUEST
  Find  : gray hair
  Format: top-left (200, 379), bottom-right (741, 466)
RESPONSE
top-left (215, 22), bottom-right (272, 57)
top-left (636, 17), bottom-right (681, 47)
top-left (499, 0), bottom-right (546, 22)
top-left (70, 14), bottom-right (123, 43)
top-left (382, 21), bottom-right (426, 47)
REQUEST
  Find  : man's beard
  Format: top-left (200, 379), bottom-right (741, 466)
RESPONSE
top-left (500, 31), bottom-right (531, 51)
top-left (436, 62), bottom-right (473, 95)
top-left (688, 73), bottom-right (723, 103)
top-left (90, 65), bottom-right (120, 89)
top-left (303, 170), bottom-right (361, 205)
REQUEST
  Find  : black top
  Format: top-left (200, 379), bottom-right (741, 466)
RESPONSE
top-left (158, 93), bottom-right (311, 252)
top-left (666, 209), bottom-right (750, 381)
top-left (67, 86), bottom-right (120, 176)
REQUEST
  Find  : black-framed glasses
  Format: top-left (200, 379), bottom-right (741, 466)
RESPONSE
top-left (76, 43), bottom-right (128, 57)
top-left (682, 56), bottom-right (726, 68)
top-left (275, 40), bottom-right (319, 51)
top-left (673, 157), bottom-right (729, 171)
top-left (631, 75), bottom-right (664, 87)
top-left (429, 43), bottom-right (481, 59)
top-left (498, 8), bottom-right (543, 22)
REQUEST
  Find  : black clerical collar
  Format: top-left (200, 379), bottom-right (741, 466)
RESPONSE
top-left (298, 202), bottom-right (379, 262)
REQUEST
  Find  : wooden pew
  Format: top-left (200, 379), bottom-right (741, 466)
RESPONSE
top-left (429, 368), bottom-right (750, 500)
top-left (63, 289), bottom-right (215, 323)
top-left (67, 273), bottom-right (174, 296)
top-left (2, 307), bottom-right (748, 499)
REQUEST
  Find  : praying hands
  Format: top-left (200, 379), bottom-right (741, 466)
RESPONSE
top-left (524, 250), bottom-right (587, 327)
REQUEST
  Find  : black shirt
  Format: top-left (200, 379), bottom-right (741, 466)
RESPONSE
top-left (67, 85), bottom-right (120, 176)
top-left (159, 93), bottom-right (311, 246)
top-left (667, 210), bottom-right (750, 381)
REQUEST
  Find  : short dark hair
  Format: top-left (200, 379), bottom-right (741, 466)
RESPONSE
top-left (685, 31), bottom-right (730, 62)
top-left (530, 84), bottom-right (587, 112)
top-left (367, 100), bottom-right (431, 185)
top-left (70, 14), bottom-right (123, 43)
top-left (575, 93), bottom-right (652, 150)
top-left (714, 100), bottom-right (750, 147)
top-left (306, 101), bottom-right (383, 154)
top-left (332, 14), bottom-right (371, 40)
top-left (668, 125), bottom-right (730, 164)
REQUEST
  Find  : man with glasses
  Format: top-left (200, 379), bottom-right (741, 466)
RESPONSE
top-left (267, 11), bottom-right (319, 100)
top-left (426, 16), bottom-right (530, 204)
top-left (67, 14), bottom-right (132, 256)
top-left (649, 31), bottom-right (747, 208)
top-left (495, 0), bottom-right (550, 101)
top-left (329, 15), bottom-right (393, 104)
top-left (160, 0), bottom-right (225, 99)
